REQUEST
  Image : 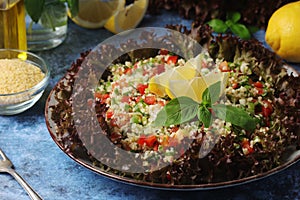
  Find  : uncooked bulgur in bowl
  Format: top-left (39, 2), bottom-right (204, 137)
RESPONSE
top-left (0, 49), bottom-right (50, 115)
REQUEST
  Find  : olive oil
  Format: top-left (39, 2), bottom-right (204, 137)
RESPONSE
top-left (0, 0), bottom-right (27, 50)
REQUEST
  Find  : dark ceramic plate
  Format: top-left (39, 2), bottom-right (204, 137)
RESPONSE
top-left (45, 29), bottom-right (300, 189)
top-left (45, 62), bottom-right (300, 190)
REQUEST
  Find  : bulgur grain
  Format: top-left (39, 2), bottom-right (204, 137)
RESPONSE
top-left (0, 59), bottom-right (45, 94)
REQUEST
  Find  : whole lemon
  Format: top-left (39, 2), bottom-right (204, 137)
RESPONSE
top-left (265, 1), bottom-right (300, 63)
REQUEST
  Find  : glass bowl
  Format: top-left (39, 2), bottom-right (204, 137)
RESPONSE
top-left (0, 49), bottom-right (50, 115)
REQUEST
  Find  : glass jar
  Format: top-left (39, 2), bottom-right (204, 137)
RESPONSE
top-left (25, 0), bottom-right (68, 51)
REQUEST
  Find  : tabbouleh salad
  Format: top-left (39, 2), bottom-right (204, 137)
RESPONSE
top-left (49, 27), bottom-right (300, 184)
top-left (94, 49), bottom-right (296, 177)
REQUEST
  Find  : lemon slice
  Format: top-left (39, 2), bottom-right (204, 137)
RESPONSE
top-left (104, 0), bottom-right (149, 34)
top-left (68, 0), bottom-right (124, 29)
top-left (167, 71), bottom-right (229, 102)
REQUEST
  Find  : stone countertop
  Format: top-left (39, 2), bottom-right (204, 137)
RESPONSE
top-left (0, 11), bottom-right (300, 200)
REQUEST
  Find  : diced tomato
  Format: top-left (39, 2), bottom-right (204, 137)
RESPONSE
top-left (167, 55), bottom-right (178, 64)
top-left (134, 96), bottom-right (142, 103)
top-left (137, 83), bottom-right (148, 95)
top-left (232, 82), bottom-right (239, 89)
top-left (219, 61), bottom-right (230, 72)
top-left (254, 81), bottom-right (263, 88)
top-left (137, 135), bottom-right (146, 146)
top-left (241, 139), bottom-right (254, 155)
top-left (159, 49), bottom-right (169, 55)
top-left (153, 143), bottom-right (159, 151)
top-left (145, 135), bottom-right (157, 147)
top-left (95, 92), bottom-right (110, 103)
top-left (138, 135), bottom-right (158, 148)
top-left (121, 96), bottom-right (131, 103)
top-left (255, 87), bottom-right (264, 95)
top-left (157, 100), bottom-right (165, 106)
top-left (169, 126), bottom-right (179, 133)
top-left (124, 68), bottom-right (132, 75)
top-left (261, 100), bottom-right (273, 117)
top-left (94, 92), bottom-right (103, 99)
top-left (102, 93), bottom-right (110, 100)
top-left (144, 95), bottom-right (156, 105)
top-left (255, 100), bottom-right (273, 119)
top-left (253, 81), bottom-right (264, 95)
top-left (106, 110), bottom-right (114, 119)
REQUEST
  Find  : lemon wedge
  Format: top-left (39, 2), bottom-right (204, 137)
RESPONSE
top-left (104, 0), bottom-right (149, 34)
top-left (148, 75), bottom-right (168, 97)
top-left (167, 71), bottom-right (229, 102)
top-left (149, 68), bottom-right (190, 97)
top-left (68, 0), bottom-right (124, 29)
top-left (149, 64), bottom-right (197, 97)
top-left (148, 54), bottom-right (205, 97)
top-left (148, 53), bottom-right (229, 102)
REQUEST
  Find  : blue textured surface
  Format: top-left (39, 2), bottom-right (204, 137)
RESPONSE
top-left (1, 11), bottom-right (300, 200)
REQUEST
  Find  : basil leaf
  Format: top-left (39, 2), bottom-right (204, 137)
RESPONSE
top-left (225, 19), bottom-right (234, 28)
top-left (154, 107), bottom-right (167, 127)
top-left (202, 81), bottom-right (221, 105)
top-left (202, 87), bottom-right (211, 105)
top-left (198, 106), bottom-right (212, 128)
top-left (25, 0), bottom-right (45, 23)
top-left (153, 96), bottom-right (199, 127)
top-left (206, 19), bottom-right (228, 33)
top-left (212, 104), bottom-right (227, 120)
top-left (229, 23), bottom-right (251, 40)
top-left (226, 12), bottom-right (241, 23)
top-left (213, 104), bottom-right (257, 131)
